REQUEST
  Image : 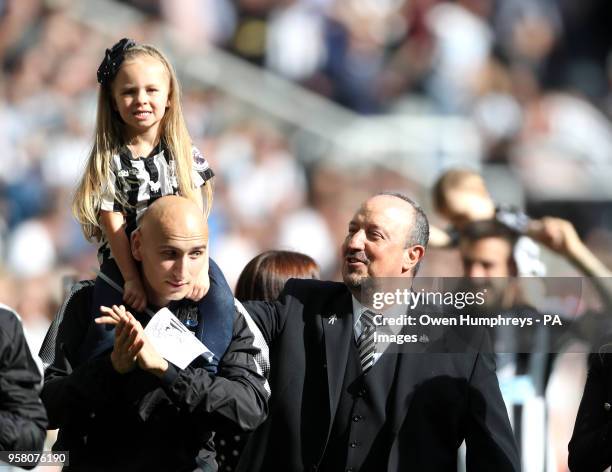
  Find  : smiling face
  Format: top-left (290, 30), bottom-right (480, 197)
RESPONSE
top-left (341, 195), bottom-right (424, 296)
top-left (132, 196), bottom-right (208, 307)
top-left (111, 54), bottom-right (170, 141)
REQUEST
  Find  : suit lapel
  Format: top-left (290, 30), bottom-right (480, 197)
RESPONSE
top-left (321, 290), bottom-right (353, 435)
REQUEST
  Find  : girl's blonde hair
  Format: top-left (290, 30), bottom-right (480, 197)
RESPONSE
top-left (73, 43), bottom-right (213, 241)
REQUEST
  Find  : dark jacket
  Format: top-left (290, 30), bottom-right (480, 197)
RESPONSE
top-left (40, 282), bottom-right (269, 472)
top-left (0, 305), bottom-right (47, 455)
top-left (238, 279), bottom-right (520, 472)
top-left (569, 352), bottom-right (612, 471)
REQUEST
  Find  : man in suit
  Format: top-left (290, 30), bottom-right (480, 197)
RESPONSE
top-left (238, 192), bottom-right (520, 472)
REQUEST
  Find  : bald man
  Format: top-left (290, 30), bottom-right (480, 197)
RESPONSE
top-left (238, 192), bottom-right (519, 472)
top-left (40, 196), bottom-right (269, 472)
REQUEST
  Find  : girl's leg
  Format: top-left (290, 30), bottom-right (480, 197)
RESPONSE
top-left (195, 258), bottom-right (235, 371)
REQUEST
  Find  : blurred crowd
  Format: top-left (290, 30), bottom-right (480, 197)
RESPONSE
top-left (164, 0), bottom-right (612, 205)
top-left (0, 1), bottom-right (611, 469)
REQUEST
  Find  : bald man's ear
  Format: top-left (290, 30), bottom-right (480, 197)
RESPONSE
top-left (131, 229), bottom-right (143, 261)
top-left (402, 245), bottom-right (425, 273)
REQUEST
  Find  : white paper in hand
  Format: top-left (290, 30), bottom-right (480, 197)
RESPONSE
top-left (144, 307), bottom-right (214, 369)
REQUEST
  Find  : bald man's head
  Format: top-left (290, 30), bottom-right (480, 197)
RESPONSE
top-left (139, 195), bottom-right (208, 242)
top-left (132, 196), bottom-right (209, 307)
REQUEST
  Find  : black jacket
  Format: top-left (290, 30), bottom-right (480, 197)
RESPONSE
top-left (569, 352), bottom-right (612, 471)
top-left (0, 305), bottom-right (47, 454)
top-left (40, 282), bottom-right (269, 472)
top-left (238, 279), bottom-right (520, 472)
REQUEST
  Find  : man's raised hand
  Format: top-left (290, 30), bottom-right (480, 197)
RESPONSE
top-left (96, 305), bottom-right (168, 377)
top-left (97, 305), bottom-right (143, 374)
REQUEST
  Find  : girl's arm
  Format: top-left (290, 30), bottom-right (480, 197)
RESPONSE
top-left (100, 210), bottom-right (147, 312)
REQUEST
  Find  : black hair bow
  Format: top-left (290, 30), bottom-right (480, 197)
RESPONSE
top-left (96, 38), bottom-right (137, 86)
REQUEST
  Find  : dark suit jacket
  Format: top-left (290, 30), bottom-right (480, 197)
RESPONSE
top-left (569, 353), bottom-right (612, 471)
top-left (238, 279), bottom-right (520, 472)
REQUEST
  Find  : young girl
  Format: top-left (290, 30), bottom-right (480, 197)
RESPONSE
top-left (73, 38), bottom-right (233, 368)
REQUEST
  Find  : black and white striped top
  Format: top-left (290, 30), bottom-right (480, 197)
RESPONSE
top-left (98, 144), bottom-right (213, 263)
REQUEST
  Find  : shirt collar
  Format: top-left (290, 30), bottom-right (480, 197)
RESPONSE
top-left (351, 295), bottom-right (367, 328)
top-left (351, 293), bottom-right (405, 340)
top-left (119, 141), bottom-right (167, 160)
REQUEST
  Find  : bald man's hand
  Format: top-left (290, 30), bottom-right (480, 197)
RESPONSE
top-left (97, 305), bottom-right (141, 374)
top-left (186, 257), bottom-right (210, 302)
top-left (96, 305), bottom-right (168, 377)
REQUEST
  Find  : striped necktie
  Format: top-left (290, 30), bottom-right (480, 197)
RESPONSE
top-left (358, 310), bottom-right (377, 373)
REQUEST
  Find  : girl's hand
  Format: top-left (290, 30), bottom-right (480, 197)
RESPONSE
top-left (187, 267), bottom-right (210, 302)
top-left (124, 277), bottom-right (147, 312)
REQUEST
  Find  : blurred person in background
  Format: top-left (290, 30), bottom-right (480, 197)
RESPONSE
top-left (459, 215), bottom-right (612, 345)
top-left (459, 216), bottom-right (612, 471)
top-left (0, 304), bottom-right (47, 466)
top-left (235, 249), bottom-right (320, 301)
top-left (459, 220), bottom-right (552, 472)
top-left (431, 168), bottom-right (612, 286)
top-left (217, 249), bottom-right (320, 471)
top-left (423, 0), bottom-right (495, 113)
top-left (431, 168), bottom-right (546, 279)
